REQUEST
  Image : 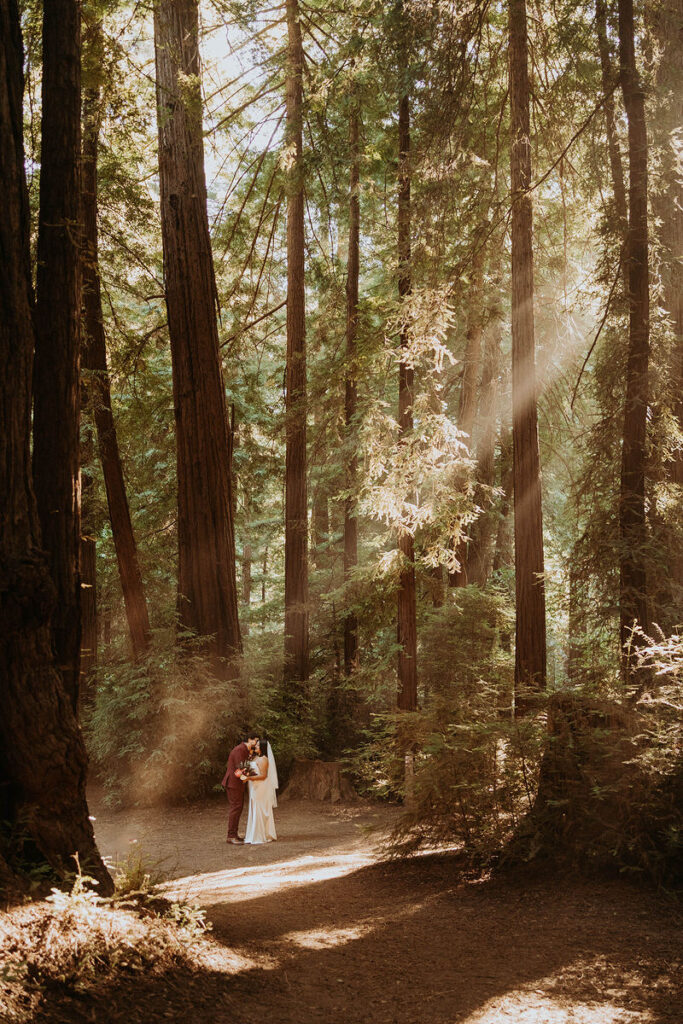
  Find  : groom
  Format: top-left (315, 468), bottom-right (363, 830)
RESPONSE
top-left (221, 732), bottom-right (259, 844)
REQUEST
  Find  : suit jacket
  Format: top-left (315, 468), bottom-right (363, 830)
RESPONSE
top-left (222, 742), bottom-right (249, 791)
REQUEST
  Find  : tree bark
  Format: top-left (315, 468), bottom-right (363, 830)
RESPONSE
top-left (0, 0), bottom-right (112, 894)
top-left (397, 87), bottom-right (418, 712)
top-left (344, 96), bottom-right (360, 675)
top-left (509, 0), bottom-right (546, 701)
top-left (596, 0), bottom-right (628, 232)
top-left (154, 0), bottom-right (241, 675)
top-left (617, 0), bottom-right (650, 673)
top-left (242, 541), bottom-right (251, 637)
top-left (653, 0), bottom-right (683, 613)
top-left (81, 66), bottom-right (151, 663)
top-left (31, 0), bottom-right (82, 710)
top-left (284, 0), bottom-right (309, 688)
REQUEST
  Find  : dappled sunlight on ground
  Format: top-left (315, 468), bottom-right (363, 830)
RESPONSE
top-left (164, 847), bottom-right (382, 904)
top-left (90, 794), bottom-right (681, 1024)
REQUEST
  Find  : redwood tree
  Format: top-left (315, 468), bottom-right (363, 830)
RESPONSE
top-left (31, 0), bottom-right (82, 709)
top-left (397, 85), bottom-right (418, 712)
top-left (154, 0), bottom-right (241, 674)
top-left (82, 39), bottom-right (151, 663)
top-left (343, 95), bottom-right (360, 676)
top-left (284, 0), bottom-right (309, 688)
top-left (617, 0), bottom-right (650, 671)
top-left (509, 0), bottom-right (546, 700)
top-left (0, 0), bottom-right (111, 894)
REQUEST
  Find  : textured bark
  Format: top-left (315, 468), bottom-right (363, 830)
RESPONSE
top-left (81, 75), bottom-right (151, 663)
top-left (343, 98), bottom-right (360, 675)
top-left (596, 0), bottom-right (628, 232)
top-left (467, 302), bottom-right (502, 587)
top-left (617, 0), bottom-right (650, 672)
top-left (509, 0), bottom-right (546, 700)
top-left (31, 0), bottom-right (82, 710)
top-left (284, 0), bottom-right (309, 688)
top-left (397, 88), bottom-right (418, 712)
top-left (0, 0), bottom-right (112, 895)
top-left (154, 0), bottom-right (241, 674)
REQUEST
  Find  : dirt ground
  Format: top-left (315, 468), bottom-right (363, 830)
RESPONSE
top-left (88, 792), bottom-right (682, 1024)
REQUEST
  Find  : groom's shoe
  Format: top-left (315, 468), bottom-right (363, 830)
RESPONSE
top-left (227, 837), bottom-right (244, 844)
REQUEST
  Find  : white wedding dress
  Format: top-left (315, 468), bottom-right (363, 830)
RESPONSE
top-left (244, 743), bottom-right (278, 844)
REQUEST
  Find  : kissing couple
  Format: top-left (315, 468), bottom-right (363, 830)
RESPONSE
top-left (221, 732), bottom-right (278, 845)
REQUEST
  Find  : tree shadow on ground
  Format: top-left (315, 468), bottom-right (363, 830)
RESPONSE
top-left (23, 853), bottom-right (681, 1024)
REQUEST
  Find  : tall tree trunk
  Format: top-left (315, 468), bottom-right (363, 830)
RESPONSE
top-left (0, 0), bottom-right (112, 894)
top-left (653, 0), bottom-right (683, 615)
top-left (492, 429), bottom-right (514, 572)
top-left (467, 294), bottom-right (502, 586)
top-left (154, 0), bottom-right (241, 675)
top-left (31, 0), bottom-right (82, 710)
top-left (343, 96), bottom-right (360, 675)
top-left (617, 0), bottom-right (650, 673)
top-left (284, 0), bottom-right (309, 688)
top-left (397, 88), bottom-right (418, 712)
top-left (79, 534), bottom-right (97, 697)
top-left (596, 0), bottom-right (628, 232)
top-left (242, 541), bottom-right (251, 637)
top-left (81, 66), bottom-right (151, 663)
top-left (451, 234), bottom-right (487, 587)
top-left (311, 411), bottom-right (330, 569)
top-left (509, 0), bottom-right (546, 701)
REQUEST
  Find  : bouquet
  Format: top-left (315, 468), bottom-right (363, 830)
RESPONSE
top-left (235, 759), bottom-right (257, 779)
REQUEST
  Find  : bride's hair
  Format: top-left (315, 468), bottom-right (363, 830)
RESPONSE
top-left (257, 737), bottom-right (268, 757)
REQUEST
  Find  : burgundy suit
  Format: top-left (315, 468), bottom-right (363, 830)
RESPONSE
top-left (222, 741), bottom-right (249, 839)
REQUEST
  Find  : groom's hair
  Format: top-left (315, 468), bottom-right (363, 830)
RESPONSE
top-left (245, 730), bottom-right (259, 742)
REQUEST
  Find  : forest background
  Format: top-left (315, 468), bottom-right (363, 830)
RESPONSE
top-left (0, 0), bottom-right (681, 894)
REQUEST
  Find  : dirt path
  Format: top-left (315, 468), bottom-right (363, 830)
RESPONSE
top-left (92, 794), bottom-right (681, 1024)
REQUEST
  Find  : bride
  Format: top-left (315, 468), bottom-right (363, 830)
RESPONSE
top-left (243, 738), bottom-right (278, 844)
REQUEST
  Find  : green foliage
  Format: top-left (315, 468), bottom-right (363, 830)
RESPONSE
top-left (84, 631), bottom-right (250, 806)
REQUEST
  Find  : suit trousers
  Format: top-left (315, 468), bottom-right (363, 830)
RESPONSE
top-left (226, 784), bottom-right (245, 838)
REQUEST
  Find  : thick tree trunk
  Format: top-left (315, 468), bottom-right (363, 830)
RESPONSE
top-left (467, 299), bottom-right (502, 587)
top-left (596, 0), bottom-right (628, 232)
top-left (154, 0), bottom-right (241, 675)
top-left (284, 0), bottom-right (309, 688)
top-left (31, 0), bottom-right (82, 710)
top-left (397, 89), bottom-right (418, 712)
top-left (0, 0), bottom-right (112, 894)
top-left (344, 98), bottom-right (360, 675)
top-left (81, 76), bottom-right (151, 663)
top-left (509, 0), bottom-right (546, 703)
top-left (617, 0), bottom-right (650, 674)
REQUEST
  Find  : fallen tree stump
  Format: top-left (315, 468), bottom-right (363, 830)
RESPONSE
top-left (280, 759), bottom-right (359, 803)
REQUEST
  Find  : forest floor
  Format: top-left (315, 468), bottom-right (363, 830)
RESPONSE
top-left (2, 794), bottom-right (681, 1024)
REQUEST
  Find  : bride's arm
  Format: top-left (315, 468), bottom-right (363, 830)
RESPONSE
top-left (248, 756), bottom-right (269, 782)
